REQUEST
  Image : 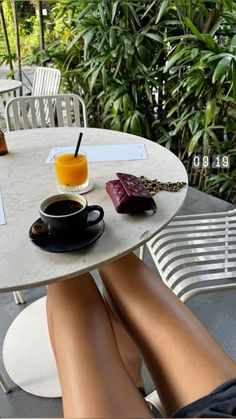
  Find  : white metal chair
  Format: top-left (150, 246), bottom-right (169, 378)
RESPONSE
top-left (6, 94), bottom-right (88, 131)
top-left (31, 66), bottom-right (61, 97)
top-left (0, 371), bottom-right (10, 393)
top-left (0, 67), bottom-right (60, 129)
top-left (141, 208), bottom-right (236, 416)
top-left (140, 208), bottom-right (236, 303)
top-left (145, 390), bottom-right (166, 417)
top-left (12, 291), bottom-right (24, 304)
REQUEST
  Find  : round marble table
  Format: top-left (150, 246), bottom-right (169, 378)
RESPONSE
top-left (0, 79), bottom-right (22, 121)
top-left (0, 78), bottom-right (22, 95)
top-left (1, 127), bottom-right (188, 397)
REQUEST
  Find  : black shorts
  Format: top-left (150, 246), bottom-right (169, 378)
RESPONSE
top-left (172, 378), bottom-right (236, 418)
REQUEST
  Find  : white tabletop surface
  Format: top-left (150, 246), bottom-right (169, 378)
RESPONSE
top-left (0, 127), bottom-right (188, 292)
top-left (0, 78), bottom-right (22, 94)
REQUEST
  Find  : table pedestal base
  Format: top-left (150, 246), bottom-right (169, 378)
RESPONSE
top-left (3, 296), bottom-right (61, 397)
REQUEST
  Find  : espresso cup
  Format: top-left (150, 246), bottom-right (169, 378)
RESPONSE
top-left (39, 194), bottom-right (104, 237)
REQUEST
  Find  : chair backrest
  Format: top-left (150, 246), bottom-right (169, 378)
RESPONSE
top-left (143, 208), bottom-right (236, 303)
top-left (31, 67), bottom-right (61, 96)
top-left (6, 94), bottom-right (88, 131)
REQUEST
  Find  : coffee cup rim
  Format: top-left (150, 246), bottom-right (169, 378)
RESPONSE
top-left (39, 194), bottom-right (87, 218)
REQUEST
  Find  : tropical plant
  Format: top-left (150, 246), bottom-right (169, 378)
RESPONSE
top-left (47, 0), bottom-right (165, 137)
top-left (152, 0), bottom-right (236, 203)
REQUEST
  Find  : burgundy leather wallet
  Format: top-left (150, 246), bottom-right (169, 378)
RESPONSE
top-left (106, 173), bottom-right (157, 214)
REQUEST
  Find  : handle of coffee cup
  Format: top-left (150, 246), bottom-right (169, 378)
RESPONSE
top-left (86, 205), bottom-right (104, 227)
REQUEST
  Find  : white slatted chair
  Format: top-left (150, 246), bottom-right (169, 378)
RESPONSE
top-left (0, 371), bottom-right (10, 393)
top-left (140, 208), bottom-right (236, 303)
top-left (145, 391), bottom-right (166, 417)
top-left (0, 68), bottom-right (60, 128)
top-left (12, 291), bottom-right (24, 304)
top-left (6, 94), bottom-right (88, 131)
top-left (141, 208), bottom-right (236, 417)
top-left (31, 67), bottom-right (61, 97)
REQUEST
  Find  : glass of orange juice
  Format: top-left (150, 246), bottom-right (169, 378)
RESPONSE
top-left (54, 151), bottom-right (89, 192)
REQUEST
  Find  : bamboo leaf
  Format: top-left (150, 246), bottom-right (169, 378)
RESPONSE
top-left (130, 112), bottom-right (141, 134)
top-left (155, 0), bottom-right (169, 24)
top-left (112, 98), bottom-right (121, 117)
top-left (188, 129), bottom-right (204, 155)
top-left (205, 99), bottom-right (217, 128)
top-left (166, 34), bottom-right (198, 42)
top-left (191, 48), bottom-right (199, 59)
top-left (124, 116), bottom-right (131, 132)
top-left (67, 32), bottom-right (83, 50)
top-left (207, 53), bottom-right (235, 63)
top-left (141, 0), bottom-right (156, 19)
top-left (123, 94), bottom-right (130, 118)
top-left (185, 17), bottom-right (203, 41)
top-left (111, 1), bottom-right (119, 24)
top-left (220, 181), bottom-right (230, 194)
top-left (84, 28), bottom-right (96, 51)
top-left (201, 34), bottom-right (218, 51)
top-left (114, 54), bottom-right (123, 78)
top-left (109, 28), bottom-right (117, 49)
top-left (137, 45), bottom-right (151, 66)
top-left (209, 18), bottom-right (223, 36)
top-left (164, 49), bottom-right (188, 73)
top-left (233, 59), bottom-right (236, 101)
top-left (127, 3), bottom-right (140, 27)
top-left (203, 131), bottom-right (209, 155)
top-left (75, 3), bottom-right (94, 21)
top-left (89, 59), bottom-right (107, 92)
top-left (145, 80), bottom-right (152, 103)
top-left (207, 129), bottom-right (220, 153)
top-left (142, 33), bottom-right (162, 43)
top-left (230, 35), bottom-right (236, 50)
top-left (212, 56), bottom-right (232, 83)
top-left (98, 3), bottom-right (106, 25)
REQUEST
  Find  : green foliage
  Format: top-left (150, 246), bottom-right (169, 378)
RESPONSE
top-left (46, 0), bottom-right (165, 137)
top-left (0, 0), bottom-right (51, 65)
top-left (156, 0), bottom-right (236, 203)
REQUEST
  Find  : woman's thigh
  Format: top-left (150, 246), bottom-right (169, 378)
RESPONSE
top-left (46, 274), bottom-right (152, 418)
top-left (99, 253), bottom-right (236, 416)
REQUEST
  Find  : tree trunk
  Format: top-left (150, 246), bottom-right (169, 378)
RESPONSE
top-left (12, 0), bottom-right (22, 92)
top-left (37, 0), bottom-right (45, 66)
top-left (0, 0), bottom-right (14, 78)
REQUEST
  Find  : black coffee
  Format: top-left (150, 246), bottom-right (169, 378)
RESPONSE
top-left (45, 200), bottom-right (83, 216)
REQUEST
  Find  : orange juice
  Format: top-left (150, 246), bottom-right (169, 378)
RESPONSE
top-left (54, 152), bottom-right (89, 190)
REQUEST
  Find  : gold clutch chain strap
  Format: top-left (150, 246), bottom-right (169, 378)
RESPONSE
top-left (138, 176), bottom-right (187, 196)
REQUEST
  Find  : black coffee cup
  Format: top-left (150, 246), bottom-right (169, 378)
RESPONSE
top-left (39, 194), bottom-right (104, 237)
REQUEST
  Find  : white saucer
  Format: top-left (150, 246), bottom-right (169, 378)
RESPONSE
top-left (58, 179), bottom-right (95, 195)
top-left (78, 179), bottom-right (95, 194)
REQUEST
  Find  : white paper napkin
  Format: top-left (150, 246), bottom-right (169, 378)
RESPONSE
top-left (46, 144), bottom-right (148, 164)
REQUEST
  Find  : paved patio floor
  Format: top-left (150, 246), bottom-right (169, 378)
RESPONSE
top-left (0, 187), bottom-right (235, 418)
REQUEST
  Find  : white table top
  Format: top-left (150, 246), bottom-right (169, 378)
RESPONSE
top-left (0, 78), bottom-right (22, 94)
top-left (0, 127), bottom-right (188, 292)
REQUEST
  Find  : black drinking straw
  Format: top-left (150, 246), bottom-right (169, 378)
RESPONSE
top-left (74, 132), bottom-right (83, 158)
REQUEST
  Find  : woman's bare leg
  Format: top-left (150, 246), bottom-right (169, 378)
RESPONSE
top-left (46, 273), bottom-right (152, 419)
top-left (102, 289), bottom-right (143, 389)
top-left (99, 253), bottom-right (236, 416)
